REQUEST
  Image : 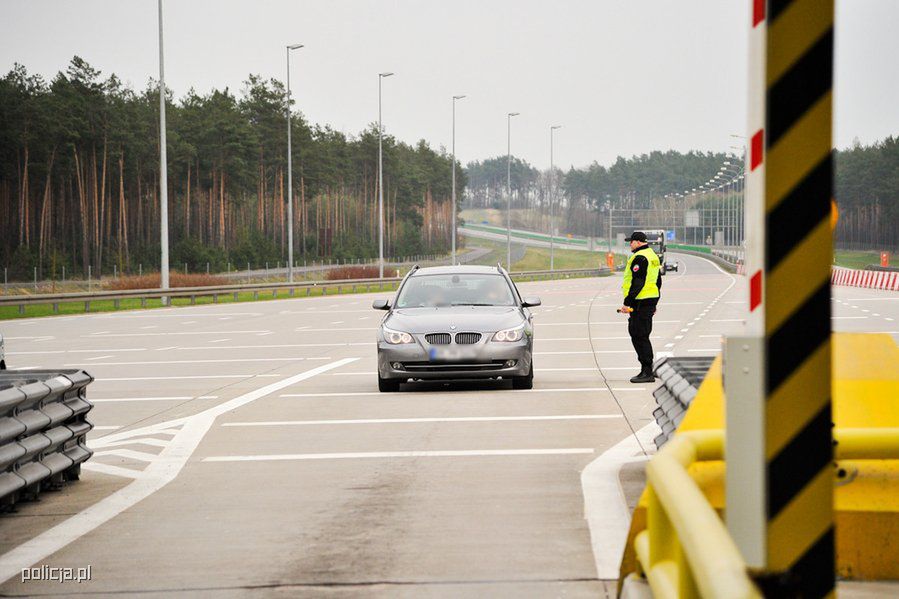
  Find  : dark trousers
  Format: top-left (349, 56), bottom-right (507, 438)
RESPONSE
top-left (628, 304), bottom-right (655, 372)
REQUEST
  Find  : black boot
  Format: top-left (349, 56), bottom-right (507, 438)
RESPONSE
top-left (629, 369), bottom-right (655, 384)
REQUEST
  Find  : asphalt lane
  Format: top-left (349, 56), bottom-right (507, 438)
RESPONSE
top-left (5, 254), bottom-right (893, 596)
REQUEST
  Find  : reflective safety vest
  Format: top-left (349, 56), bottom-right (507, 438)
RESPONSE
top-left (622, 246), bottom-right (661, 300)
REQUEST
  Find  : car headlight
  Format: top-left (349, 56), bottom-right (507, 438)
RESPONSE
top-left (492, 325), bottom-right (525, 342)
top-left (383, 326), bottom-right (414, 344)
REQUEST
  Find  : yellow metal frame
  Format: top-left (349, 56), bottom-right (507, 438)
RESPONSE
top-left (633, 427), bottom-right (899, 598)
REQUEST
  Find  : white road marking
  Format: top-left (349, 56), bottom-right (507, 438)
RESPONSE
top-left (96, 374), bottom-right (282, 381)
top-left (93, 448), bottom-right (158, 462)
top-left (204, 448), bottom-right (595, 462)
top-left (223, 415), bottom-right (623, 427)
top-left (66, 357), bottom-right (325, 367)
top-left (171, 343), bottom-right (370, 350)
top-left (282, 387), bottom-right (612, 397)
top-left (208, 338), bottom-right (230, 343)
top-left (0, 357), bottom-right (358, 584)
top-left (711, 319), bottom-right (743, 322)
top-left (664, 343), bottom-right (674, 348)
top-left (687, 348), bottom-right (720, 352)
top-left (85, 330), bottom-right (271, 337)
top-left (293, 327), bottom-right (373, 332)
top-left (674, 335), bottom-right (684, 340)
top-left (832, 316), bottom-right (867, 320)
top-left (581, 422), bottom-right (660, 579)
top-left (86, 355), bottom-right (113, 361)
top-left (80, 463), bottom-right (141, 479)
top-left (90, 395), bottom-right (219, 403)
top-left (91, 426), bottom-right (121, 431)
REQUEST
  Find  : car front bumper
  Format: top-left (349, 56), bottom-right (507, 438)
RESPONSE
top-left (377, 337), bottom-right (532, 380)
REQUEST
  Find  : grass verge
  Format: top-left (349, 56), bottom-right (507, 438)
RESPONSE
top-left (833, 250), bottom-right (884, 270)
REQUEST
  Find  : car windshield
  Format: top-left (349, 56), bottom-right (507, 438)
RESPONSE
top-left (396, 273), bottom-right (515, 308)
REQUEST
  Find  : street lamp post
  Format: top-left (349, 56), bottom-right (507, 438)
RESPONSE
top-left (378, 72), bottom-right (394, 278)
top-left (549, 125), bottom-right (562, 270)
top-left (451, 95), bottom-right (466, 265)
top-left (158, 0), bottom-right (169, 305)
top-left (285, 43), bottom-right (303, 283)
top-left (506, 112), bottom-right (519, 270)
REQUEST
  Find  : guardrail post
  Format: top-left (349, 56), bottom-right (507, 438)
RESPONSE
top-left (190, 296), bottom-right (196, 305)
top-left (141, 298), bottom-right (147, 308)
top-left (213, 294), bottom-right (218, 303)
top-left (253, 291), bottom-right (259, 300)
top-left (233, 292), bottom-right (238, 301)
top-left (114, 299), bottom-right (120, 309)
top-left (84, 301), bottom-right (90, 312)
top-left (725, 3), bottom-right (835, 594)
top-left (53, 303), bottom-right (59, 313)
top-left (18, 304), bottom-right (24, 315)
top-left (272, 290), bottom-right (277, 298)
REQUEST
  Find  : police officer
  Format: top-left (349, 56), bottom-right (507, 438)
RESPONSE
top-left (619, 231), bottom-right (662, 383)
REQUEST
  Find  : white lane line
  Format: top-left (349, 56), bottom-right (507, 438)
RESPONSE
top-left (3, 336), bottom-right (57, 340)
top-left (0, 357), bottom-right (358, 585)
top-left (90, 396), bottom-right (219, 403)
top-left (96, 437), bottom-right (169, 449)
top-left (93, 448), bottom-right (158, 462)
top-left (80, 463), bottom-right (141, 479)
top-left (156, 346), bottom-right (177, 351)
top-left (282, 387), bottom-right (611, 397)
top-left (86, 355), bottom-right (113, 361)
top-left (84, 330), bottom-right (271, 338)
top-left (609, 388), bottom-right (648, 392)
top-left (832, 316), bottom-right (867, 320)
top-left (99, 311), bottom-right (264, 319)
top-left (11, 348), bottom-right (150, 355)
top-left (209, 338), bottom-right (230, 343)
top-left (293, 327), bottom-right (374, 332)
top-left (687, 348), bottom-right (720, 352)
top-left (66, 357), bottom-right (326, 367)
top-left (96, 374), bottom-right (282, 382)
top-left (843, 298), bottom-right (899, 302)
top-left (92, 426), bottom-right (121, 431)
top-left (204, 448), bottom-right (595, 462)
top-left (581, 422), bottom-right (660, 579)
top-left (699, 334), bottom-right (723, 338)
top-left (674, 335), bottom-right (684, 340)
top-left (170, 343), bottom-right (371, 350)
top-left (223, 415), bottom-right (623, 427)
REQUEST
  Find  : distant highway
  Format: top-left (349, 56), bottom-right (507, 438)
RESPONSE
top-left (1, 253), bottom-right (896, 594)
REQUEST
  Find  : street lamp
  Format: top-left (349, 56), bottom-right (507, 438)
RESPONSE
top-left (378, 72), bottom-right (394, 278)
top-left (285, 43), bottom-right (303, 283)
top-left (451, 94), bottom-right (466, 265)
top-left (549, 125), bottom-right (562, 270)
top-left (158, 0), bottom-right (169, 305)
top-left (506, 112), bottom-right (519, 270)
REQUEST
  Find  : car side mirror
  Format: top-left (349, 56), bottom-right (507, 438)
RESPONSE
top-left (372, 299), bottom-right (390, 310)
top-left (521, 296), bottom-right (541, 308)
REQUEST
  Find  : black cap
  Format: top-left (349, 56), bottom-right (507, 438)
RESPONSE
top-left (625, 231), bottom-right (647, 242)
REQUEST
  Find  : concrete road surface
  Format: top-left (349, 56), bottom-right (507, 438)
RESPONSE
top-left (0, 253), bottom-right (896, 597)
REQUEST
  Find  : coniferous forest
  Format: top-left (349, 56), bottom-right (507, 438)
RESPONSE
top-left (0, 58), bottom-right (463, 280)
top-left (3, 58), bottom-right (897, 281)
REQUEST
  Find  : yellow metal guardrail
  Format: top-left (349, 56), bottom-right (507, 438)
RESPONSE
top-left (633, 427), bottom-right (899, 598)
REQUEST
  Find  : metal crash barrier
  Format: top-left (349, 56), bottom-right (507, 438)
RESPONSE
top-left (651, 357), bottom-right (715, 449)
top-left (632, 427), bottom-right (899, 599)
top-left (0, 370), bottom-right (94, 509)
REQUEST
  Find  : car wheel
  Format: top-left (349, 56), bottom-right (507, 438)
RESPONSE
top-left (512, 361), bottom-right (534, 390)
top-left (378, 374), bottom-right (401, 392)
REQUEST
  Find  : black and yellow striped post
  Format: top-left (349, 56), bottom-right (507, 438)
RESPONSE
top-left (725, 0), bottom-right (834, 596)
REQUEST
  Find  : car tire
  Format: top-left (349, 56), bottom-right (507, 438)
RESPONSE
top-left (378, 374), bottom-right (401, 392)
top-left (512, 361), bottom-right (534, 390)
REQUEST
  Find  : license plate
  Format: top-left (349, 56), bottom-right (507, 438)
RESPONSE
top-left (428, 347), bottom-right (476, 362)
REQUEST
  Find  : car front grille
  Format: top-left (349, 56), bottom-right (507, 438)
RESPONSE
top-left (454, 332), bottom-right (482, 345)
top-left (425, 333), bottom-right (451, 345)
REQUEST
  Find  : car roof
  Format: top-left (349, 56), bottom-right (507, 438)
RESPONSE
top-left (410, 265), bottom-right (504, 276)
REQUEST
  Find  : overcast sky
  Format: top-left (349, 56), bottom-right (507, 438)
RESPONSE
top-left (2, 0), bottom-right (897, 170)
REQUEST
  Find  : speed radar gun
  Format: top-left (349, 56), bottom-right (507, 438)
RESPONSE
top-left (617, 306), bottom-right (633, 314)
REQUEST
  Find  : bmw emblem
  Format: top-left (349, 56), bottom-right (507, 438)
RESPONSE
top-left (450, 324), bottom-right (456, 330)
